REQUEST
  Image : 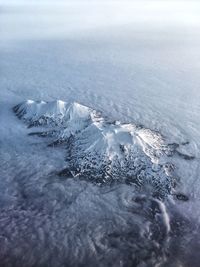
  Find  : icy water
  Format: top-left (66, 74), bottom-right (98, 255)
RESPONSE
top-left (1, 1), bottom-right (200, 266)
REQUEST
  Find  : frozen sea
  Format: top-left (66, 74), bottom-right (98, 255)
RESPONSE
top-left (0, 1), bottom-right (200, 266)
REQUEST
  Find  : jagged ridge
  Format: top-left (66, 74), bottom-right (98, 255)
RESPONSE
top-left (14, 99), bottom-right (183, 196)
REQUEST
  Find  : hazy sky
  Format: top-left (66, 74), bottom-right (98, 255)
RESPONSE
top-left (1, 0), bottom-right (200, 40)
